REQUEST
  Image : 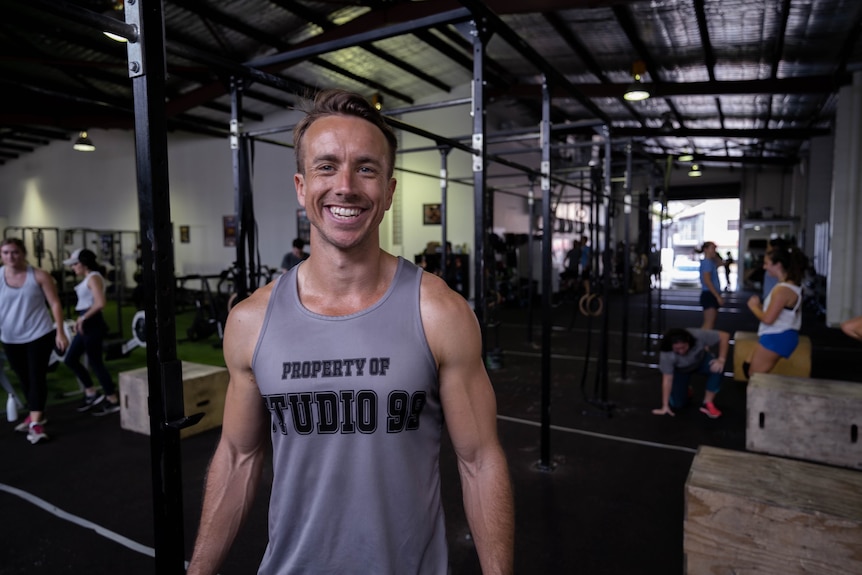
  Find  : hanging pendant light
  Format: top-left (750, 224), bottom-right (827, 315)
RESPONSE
top-left (73, 131), bottom-right (96, 152)
top-left (688, 163), bottom-right (702, 177)
top-left (623, 60), bottom-right (650, 102)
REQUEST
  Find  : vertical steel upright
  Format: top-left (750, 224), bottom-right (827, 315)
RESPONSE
top-left (538, 77), bottom-right (554, 470)
top-left (126, 0), bottom-right (187, 571)
top-left (598, 126), bottom-right (612, 404)
top-left (526, 176), bottom-right (536, 345)
top-left (230, 78), bottom-right (254, 300)
top-left (471, 19), bottom-right (490, 356)
top-left (621, 140), bottom-right (633, 379)
top-left (439, 146), bottom-right (451, 281)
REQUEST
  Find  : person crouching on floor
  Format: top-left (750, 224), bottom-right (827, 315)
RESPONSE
top-left (652, 327), bottom-right (730, 418)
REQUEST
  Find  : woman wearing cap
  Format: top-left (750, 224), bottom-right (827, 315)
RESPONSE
top-left (697, 241), bottom-right (724, 329)
top-left (0, 238), bottom-right (69, 444)
top-left (63, 248), bottom-right (120, 416)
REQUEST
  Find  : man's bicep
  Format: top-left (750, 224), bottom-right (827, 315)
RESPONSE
top-left (438, 326), bottom-right (500, 463)
top-left (220, 370), bottom-right (268, 452)
top-left (219, 301), bottom-right (269, 451)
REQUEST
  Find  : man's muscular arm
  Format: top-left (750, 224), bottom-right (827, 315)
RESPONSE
top-left (422, 275), bottom-right (515, 574)
top-left (187, 290), bottom-right (271, 575)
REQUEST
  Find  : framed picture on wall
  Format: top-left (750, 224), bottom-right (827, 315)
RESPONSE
top-left (423, 203), bottom-right (442, 225)
top-left (179, 225), bottom-right (190, 243)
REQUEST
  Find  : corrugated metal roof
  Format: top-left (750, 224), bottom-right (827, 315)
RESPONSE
top-left (0, 0), bottom-right (858, 170)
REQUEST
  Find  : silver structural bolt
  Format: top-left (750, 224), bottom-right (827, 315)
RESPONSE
top-left (129, 61), bottom-right (140, 73)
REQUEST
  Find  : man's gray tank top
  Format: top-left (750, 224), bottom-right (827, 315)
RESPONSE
top-left (252, 257), bottom-right (448, 575)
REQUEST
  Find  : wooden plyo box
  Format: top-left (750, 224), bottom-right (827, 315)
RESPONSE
top-left (685, 446), bottom-right (862, 574)
top-left (119, 362), bottom-right (229, 439)
top-left (747, 372), bottom-right (862, 470)
top-left (732, 330), bottom-right (811, 381)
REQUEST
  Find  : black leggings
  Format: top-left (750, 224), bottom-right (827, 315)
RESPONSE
top-left (3, 330), bottom-right (56, 413)
top-left (64, 311), bottom-right (115, 396)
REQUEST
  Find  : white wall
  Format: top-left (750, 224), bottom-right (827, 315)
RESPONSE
top-left (393, 84), bottom-right (478, 262)
top-left (827, 75), bottom-right (862, 324)
top-left (0, 111), bottom-right (304, 283)
top-left (0, 85), bottom-right (822, 305)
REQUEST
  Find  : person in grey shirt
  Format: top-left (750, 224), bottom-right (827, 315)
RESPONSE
top-left (652, 327), bottom-right (730, 419)
top-left (279, 237), bottom-right (308, 274)
top-left (188, 89), bottom-right (514, 575)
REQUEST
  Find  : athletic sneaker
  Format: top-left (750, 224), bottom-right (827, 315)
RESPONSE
top-left (77, 393), bottom-right (105, 412)
top-left (14, 415), bottom-right (47, 433)
top-left (93, 400), bottom-right (120, 416)
top-left (699, 401), bottom-right (722, 419)
top-left (27, 423), bottom-right (49, 444)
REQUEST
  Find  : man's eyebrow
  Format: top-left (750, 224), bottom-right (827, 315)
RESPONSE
top-left (310, 153), bottom-right (339, 165)
top-left (310, 153), bottom-right (384, 168)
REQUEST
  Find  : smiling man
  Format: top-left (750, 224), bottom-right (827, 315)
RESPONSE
top-left (188, 89), bottom-right (514, 575)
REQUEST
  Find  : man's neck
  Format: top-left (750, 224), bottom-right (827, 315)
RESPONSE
top-left (297, 244), bottom-right (397, 315)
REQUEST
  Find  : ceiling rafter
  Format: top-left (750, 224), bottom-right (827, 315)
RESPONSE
top-left (610, 2), bottom-right (699, 157)
top-left (542, 11), bottom-right (647, 127)
top-left (759, 0), bottom-right (793, 162)
top-left (267, 0), bottom-right (451, 93)
top-left (693, 0), bottom-right (726, 137)
top-left (170, 0), bottom-right (414, 103)
top-left (500, 75), bottom-right (850, 100)
top-left (0, 0), bottom-right (857, 166)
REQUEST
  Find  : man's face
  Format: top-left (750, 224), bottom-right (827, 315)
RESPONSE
top-left (0, 244), bottom-right (24, 267)
top-left (671, 341), bottom-right (690, 355)
top-left (294, 114), bottom-right (396, 251)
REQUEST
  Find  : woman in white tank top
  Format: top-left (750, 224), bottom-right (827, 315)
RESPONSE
top-left (62, 248), bottom-right (120, 415)
top-left (745, 243), bottom-right (810, 377)
top-left (0, 238), bottom-right (69, 444)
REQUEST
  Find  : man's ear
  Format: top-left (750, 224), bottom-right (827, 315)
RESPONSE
top-left (295, 173), bottom-right (306, 207)
top-left (384, 177), bottom-right (396, 210)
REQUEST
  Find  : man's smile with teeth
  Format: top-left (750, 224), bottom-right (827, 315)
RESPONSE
top-left (329, 206), bottom-right (362, 218)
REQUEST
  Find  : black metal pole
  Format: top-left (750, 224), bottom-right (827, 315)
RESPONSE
top-left (621, 140), bottom-right (632, 379)
top-left (230, 79), bottom-right (251, 301)
top-left (127, 0), bottom-right (186, 572)
top-left (644, 184), bottom-right (655, 356)
top-left (599, 126), bottom-right (612, 405)
top-left (526, 176), bottom-right (536, 345)
top-left (471, 19), bottom-right (490, 358)
top-left (440, 146), bottom-right (451, 281)
top-left (538, 76), bottom-right (554, 470)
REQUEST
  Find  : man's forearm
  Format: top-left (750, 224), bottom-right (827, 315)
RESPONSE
top-left (187, 444), bottom-right (264, 575)
top-left (460, 453), bottom-right (515, 575)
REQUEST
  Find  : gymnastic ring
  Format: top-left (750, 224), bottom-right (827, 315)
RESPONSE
top-left (579, 293), bottom-right (603, 316)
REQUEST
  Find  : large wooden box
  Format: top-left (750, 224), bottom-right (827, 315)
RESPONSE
top-left (685, 446), bottom-right (862, 574)
top-left (119, 362), bottom-right (229, 439)
top-left (747, 373), bottom-right (862, 470)
top-left (732, 330), bottom-right (811, 381)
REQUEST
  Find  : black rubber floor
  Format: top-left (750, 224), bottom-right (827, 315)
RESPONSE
top-left (1, 286), bottom-right (858, 574)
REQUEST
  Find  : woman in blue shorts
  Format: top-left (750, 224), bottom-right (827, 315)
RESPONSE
top-left (698, 241), bottom-right (724, 329)
top-left (745, 243), bottom-right (809, 376)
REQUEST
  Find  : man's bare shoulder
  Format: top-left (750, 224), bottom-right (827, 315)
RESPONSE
top-left (225, 282), bottom-right (275, 332)
top-left (419, 270), bottom-right (472, 315)
top-left (419, 271), bottom-right (480, 356)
